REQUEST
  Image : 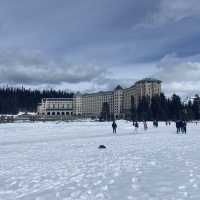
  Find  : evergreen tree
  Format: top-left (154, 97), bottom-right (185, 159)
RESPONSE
top-left (137, 96), bottom-right (152, 121)
top-left (0, 87), bottom-right (73, 114)
top-left (100, 102), bottom-right (110, 121)
top-left (130, 96), bottom-right (137, 121)
top-left (184, 100), bottom-right (194, 121)
top-left (1, 86), bottom-right (200, 121)
top-left (151, 95), bottom-right (160, 120)
top-left (170, 94), bottom-right (183, 120)
top-left (192, 95), bottom-right (200, 120)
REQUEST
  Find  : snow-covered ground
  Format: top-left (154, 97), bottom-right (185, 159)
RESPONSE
top-left (0, 121), bottom-right (200, 200)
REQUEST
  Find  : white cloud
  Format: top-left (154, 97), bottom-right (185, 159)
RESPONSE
top-left (153, 0), bottom-right (200, 24)
top-left (154, 54), bottom-right (200, 96)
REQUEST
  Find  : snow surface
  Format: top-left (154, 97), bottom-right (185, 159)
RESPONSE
top-left (0, 121), bottom-right (200, 200)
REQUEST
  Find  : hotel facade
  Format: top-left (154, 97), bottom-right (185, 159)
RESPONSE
top-left (37, 78), bottom-right (161, 118)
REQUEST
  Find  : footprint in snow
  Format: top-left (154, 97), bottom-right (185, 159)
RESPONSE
top-left (132, 184), bottom-right (140, 191)
top-left (149, 161), bottom-right (156, 166)
top-left (192, 183), bottom-right (198, 188)
top-left (87, 190), bottom-right (92, 194)
top-left (101, 185), bottom-right (108, 191)
top-left (178, 185), bottom-right (186, 190)
top-left (83, 183), bottom-right (89, 188)
top-left (70, 191), bottom-right (81, 198)
top-left (95, 193), bottom-right (104, 199)
top-left (189, 178), bottom-right (195, 183)
top-left (10, 181), bottom-right (17, 186)
top-left (114, 172), bottom-right (119, 177)
top-left (131, 177), bottom-right (138, 183)
top-left (35, 197), bottom-right (42, 200)
top-left (109, 179), bottom-right (115, 184)
top-left (94, 180), bottom-right (102, 186)
top-left (56, 192), bottom-right (60, 197)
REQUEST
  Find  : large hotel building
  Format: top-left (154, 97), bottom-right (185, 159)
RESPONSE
top-left (37, 78), bottom-right (161, 118)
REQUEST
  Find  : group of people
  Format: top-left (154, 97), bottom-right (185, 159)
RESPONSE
top-left (165, 121), bottom-right (171, 126)
top-left (153, 120), bottom-right (158, 128)
top-left (112, 120), bottom-right (148, 134)
top-left (112, 120), bottom-right (188, 134)
top-left (176, 120), bottom-right (187, 134)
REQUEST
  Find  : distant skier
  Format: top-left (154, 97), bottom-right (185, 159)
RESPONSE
top-left (179, 121), bottom-right (183, 133)
top-left (182, 121), bottom-right (187, 134)
top-left (176, 120), bottom-right (181, 133)
top-left (134, 121), bottom-right (139, 133)
top-left (176, 120), bottom-right (187, 134)
top-left (167, 121), bottom-right (171, 126)
top-left (112, 120), bottom-right (117, 134)
top-left (153, 120), bottom-right (158, 128)
top-left (153, 120), bottom-right (156, 127)
top-left (143, 121), bottom-right (148, 130)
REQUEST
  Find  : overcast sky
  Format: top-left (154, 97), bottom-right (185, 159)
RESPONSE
top-left (0, 0), bottom-right (200, 97)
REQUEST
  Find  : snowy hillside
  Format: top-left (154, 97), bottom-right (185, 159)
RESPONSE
top-left (0, 121), bottom-right (200, 200)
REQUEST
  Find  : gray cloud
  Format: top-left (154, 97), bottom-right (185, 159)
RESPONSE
top-left (153, 54), bottom-right (200, 96)
top-left (0, 49), bottom-right (108, 85)
top-left (0, 0), bottom-right (200, 96)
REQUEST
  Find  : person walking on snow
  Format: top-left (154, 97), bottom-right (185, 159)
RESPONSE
top-left (182, 121), bottom-right (187, 134)
top-left (144, 121), bottom-right (148, 130)
top-left (112, 120), bottom-right (117, 134)
top-left (176, 120), bottom-right (181, 134)
top-left (134, 121), bottom-right (139, 133)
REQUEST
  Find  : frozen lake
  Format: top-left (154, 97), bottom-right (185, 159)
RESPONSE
top-left (0, 121), bottom-right (200, 200)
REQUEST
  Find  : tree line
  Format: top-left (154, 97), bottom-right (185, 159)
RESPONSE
top-left (1, 87), bottom-right (200, 121)
top-left (129, 93), bottom-right (200, 121)
top-left (0, 87), bottom-right (73, 114)
top-left (100, 93), bottom-right (200, 121)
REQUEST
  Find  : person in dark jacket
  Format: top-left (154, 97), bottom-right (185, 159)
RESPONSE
top-left (144, 121), bottom-right (148, 130)
top-left (176, 120), bottom-right (181, 133)
top-left (182, 121), bottom-right (187, 134)
top-left (153, 120), bottom-right (158, 128)
top-left (134, 121), bottom-right (139, 133)
top-left (112, 120), bottom-right (117, 134)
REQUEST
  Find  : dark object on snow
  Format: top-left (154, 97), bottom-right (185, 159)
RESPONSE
top-left (112, 120), bottom-right (117, 134)
top-left (98, 145), bottom-right (106, 149)
top-left (153, 120), bottom-right (158, 128)
top-left (135, 121), bottom-right (139, 128)
top-left (176, 120), bottom-right (187, 134)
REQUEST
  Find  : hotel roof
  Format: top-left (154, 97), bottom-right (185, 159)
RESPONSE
top-left (43, 98), bottom-right (73, 101)
top-left (114, 85), bottom-right (123, 90)
top-left (135, 78), bottom-right (162, 84)
top-left (83, 91), bottom-right (113, 97)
